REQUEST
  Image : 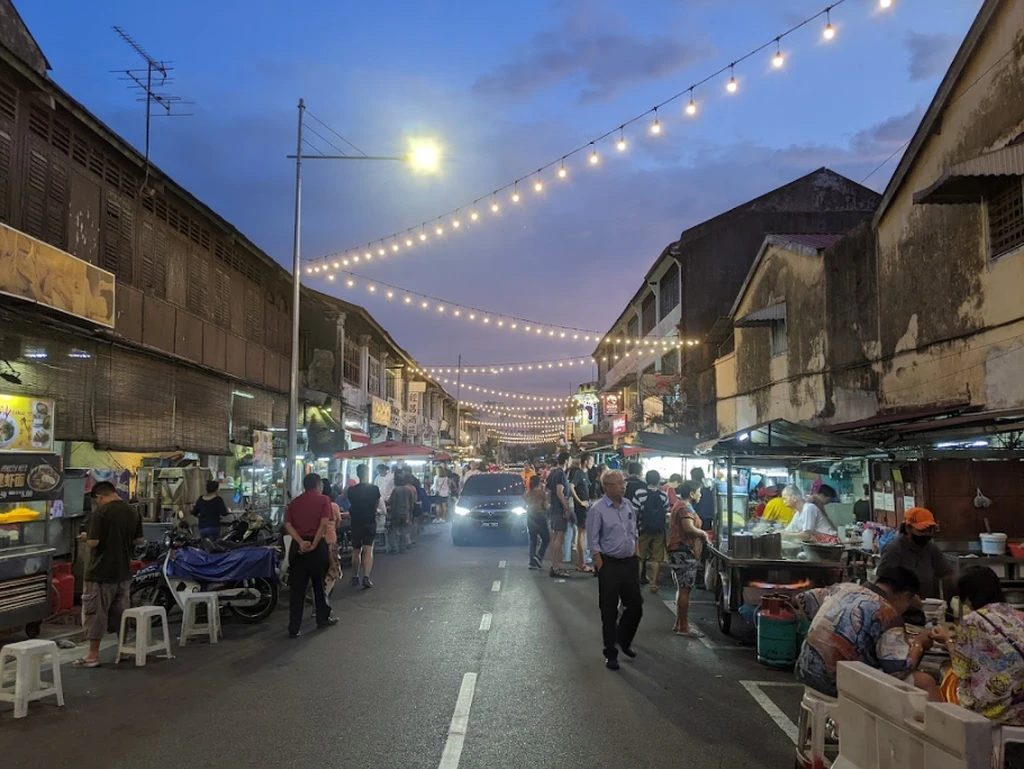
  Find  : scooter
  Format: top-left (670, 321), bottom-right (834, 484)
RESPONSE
top-left (131, 526), bottom-right (280, 623)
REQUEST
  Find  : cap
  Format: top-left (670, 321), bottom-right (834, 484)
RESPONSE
top-left (904, 507), bottom-right (938, 532)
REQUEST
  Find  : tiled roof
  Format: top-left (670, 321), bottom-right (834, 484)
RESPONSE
top-left (773, 233), bottom-right (846, 250)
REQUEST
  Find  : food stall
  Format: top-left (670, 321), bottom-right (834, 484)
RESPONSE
top-left (697, 419), bottom-right (887, 635)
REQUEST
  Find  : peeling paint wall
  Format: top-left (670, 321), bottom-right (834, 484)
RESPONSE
top-left (876, 1), bottom-right (1024, 412)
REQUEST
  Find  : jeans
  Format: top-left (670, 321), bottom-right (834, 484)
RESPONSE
top-left (287, 540), bottom-right (331, 635)
top-left (528, 516), bottom-right (550, 564)
top-left (563, 521), bottom-right (576, 563)
top-left (597, 554), bottom-right (643, 660)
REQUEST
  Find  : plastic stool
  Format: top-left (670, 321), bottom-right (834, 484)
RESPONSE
top-left (179, 593), bottom-right (221, 646)
top-left (795, 686), bottom-right (839, 768)
top-left (116, 606), bottom-right (173, 666)
top-left (996, 725), bottom-right (1024, 769)
top-left (0, 640), bottom-right (65, 718)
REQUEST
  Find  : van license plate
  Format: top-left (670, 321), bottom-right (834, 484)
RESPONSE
top-left (482, 522), bottom-right (499, 528)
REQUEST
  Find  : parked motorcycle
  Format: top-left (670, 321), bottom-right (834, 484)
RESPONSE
top-left (131, 525), bottom-right (280, 623)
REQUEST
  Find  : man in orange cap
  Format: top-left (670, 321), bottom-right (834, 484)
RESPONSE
top-left (878, 506), bottom-right (955, 602)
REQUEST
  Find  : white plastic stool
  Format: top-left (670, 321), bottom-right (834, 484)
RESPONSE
top-left (995, 725), bottom-right (1024, 769)
top-left (0, 639), bottom-right (65, 719)
top-left (179, 593), bottom-right (221, 646)
top-left (796, 686), bottom-right (839, 768)
top-left (116, 606), bottom-right (173, 666)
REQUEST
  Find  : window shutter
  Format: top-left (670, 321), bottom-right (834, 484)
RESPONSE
top-left (187, 251), bottom-right (210, 317)
top-left (0, 81), bottom-right (15, 223)
top-left (140, 218), bottom-right (167, 298)
top-left (103, 191), bottom-right (134, 281)
top-left (244, 285), bottom-right (263, 342)
top-left (213, 266), bottom-right (231, 328)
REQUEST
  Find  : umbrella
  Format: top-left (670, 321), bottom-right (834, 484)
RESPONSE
top-left (333, 441), bottom-right (449, 460)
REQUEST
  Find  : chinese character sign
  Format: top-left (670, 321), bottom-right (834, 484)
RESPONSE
top-left (0, 453), bottom-right (63, 501)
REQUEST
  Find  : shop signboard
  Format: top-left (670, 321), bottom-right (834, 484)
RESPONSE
top-left (0, 453), bottom-right (64, 502)
top-left (0, 394), bottom-right (55, 453)
top-left (253, 430), bottom-right (273, 468)
top-left (611, 414), bottom-right (627, 436)
top-left (0, 222), bottom-right (115, 328)
top-left (602, 392), bottom-right (621, 416)
top-left (408, 381), bottom-right (426, 416)
top-left (370, 396), bottom-right (392, 426)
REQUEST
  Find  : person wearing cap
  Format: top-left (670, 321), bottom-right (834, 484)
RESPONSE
top-left (785, 484), bottom-right (840, 543)
top-left (878, 507), bottom-right (955, 602)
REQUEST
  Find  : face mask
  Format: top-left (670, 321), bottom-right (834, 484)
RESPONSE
top-left (911, 534), bottom-right (932, 547)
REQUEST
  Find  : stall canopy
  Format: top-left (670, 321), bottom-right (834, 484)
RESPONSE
top-left (697, 419), bottom-right (885, 460)
top-left (334, 441), bottom-right (448, 460)
top-left (624, 431), bottom-right (700, 456)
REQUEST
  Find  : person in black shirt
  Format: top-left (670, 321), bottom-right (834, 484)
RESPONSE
top-left (624, 462), bottom-right (645, 505)
top-left (193, 480), bottom-right (229, 540)
top-left (347, 464), bottom-right (382, 589)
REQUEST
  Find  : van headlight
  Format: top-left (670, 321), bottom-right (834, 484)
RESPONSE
top-left (454, 506), bottom-right (470, 516)
top-left (511, 506), bottom-right (526, 516)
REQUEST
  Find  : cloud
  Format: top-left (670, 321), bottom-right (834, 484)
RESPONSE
top-left (471, 1), bottom-right (711, 104)
top-left (905, 32), bottom-right (959, 81)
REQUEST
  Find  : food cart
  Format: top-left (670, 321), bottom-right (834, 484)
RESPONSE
top-left (697, 419), bottom-right (887, 634)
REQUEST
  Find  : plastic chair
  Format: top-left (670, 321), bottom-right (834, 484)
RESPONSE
top-left (796, 686), bottom-right (839, 768)
top-left (179, 593), bottom-right (221, 646)
top-left (0, 639), bottom-right (65, 718)
top-left (116, 606), bottom-right (173, 666)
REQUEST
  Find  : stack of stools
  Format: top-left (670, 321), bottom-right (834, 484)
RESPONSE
top-left (116, 606), bottom-right (174, 666)
top-left (0, 639), bottom-right (65, 718)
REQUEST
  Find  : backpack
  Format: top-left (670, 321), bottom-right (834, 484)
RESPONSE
top-left (640, 490), bottom-right (668, 533)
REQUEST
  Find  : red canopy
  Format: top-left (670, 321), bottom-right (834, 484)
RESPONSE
top-left (334, 440), bottom-right (448, 460)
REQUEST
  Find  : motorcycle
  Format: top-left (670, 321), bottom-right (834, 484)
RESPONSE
top-left (131, 525), bottom-right (280, 623)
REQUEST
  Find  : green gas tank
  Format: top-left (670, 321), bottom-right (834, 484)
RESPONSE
top-left (757, 594), bottom-right (799, 668)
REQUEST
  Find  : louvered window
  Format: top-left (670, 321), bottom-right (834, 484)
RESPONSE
top-left (139, 219), bottom-right (167, 298)
top-left (343, 339), bottom-right (360, 385)
top-left (213, 267), bottom-right (231, 328)
top-left (987, 177), bottom-right (1024, 260)
top-left (0, 81), bottom-right (14, 223)
top-left (102, 192), bottom-right (134, 281)
top-left (187, 253), bottom-right (210, 318)
top-left (244, 285), bottom-right (263, 342)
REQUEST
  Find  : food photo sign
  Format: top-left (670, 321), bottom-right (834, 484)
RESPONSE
top-left (0, 394), bottom-right (55, 453)
top-left (0, 453), bottom-right (64, 502)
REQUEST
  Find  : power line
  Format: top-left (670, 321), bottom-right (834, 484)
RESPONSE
top-left (306, 110), bottom-right (368, 157)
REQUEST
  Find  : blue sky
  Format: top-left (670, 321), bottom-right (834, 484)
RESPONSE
top-left (22, 0), bottom-right (980, 401)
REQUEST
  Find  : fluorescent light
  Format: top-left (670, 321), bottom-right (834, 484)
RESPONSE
top-left (232, 390), bottom-right (255, 399)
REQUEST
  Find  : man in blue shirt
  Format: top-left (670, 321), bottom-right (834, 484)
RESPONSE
top-left (587, 469), bottom-right (642, 670)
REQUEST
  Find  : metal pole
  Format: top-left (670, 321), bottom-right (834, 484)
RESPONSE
top-left (454, 353), bottom-right (462, 451)
top-left (286, 98), bottom-right (305, 500)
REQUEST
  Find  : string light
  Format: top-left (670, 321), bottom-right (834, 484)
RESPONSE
top-left (470, 211), bottom-right (479, 221)
top-left (879, 0), bottom-right (892, 7)
top-left (422, 357), bottom-right (593, 376)
top-left (460, 400), bottom-right (567, 414)
top-left (534, 178), bottom-right (543, 193)
top-left (616, 129), bottom-right (627, 152)
top-left (512, 182), bottom-right (520, 203)
top-left (304, 0), bottom-right (870, 273)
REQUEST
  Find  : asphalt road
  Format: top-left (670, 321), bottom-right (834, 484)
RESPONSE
top-left (0, 525), bottom-right (804, 769)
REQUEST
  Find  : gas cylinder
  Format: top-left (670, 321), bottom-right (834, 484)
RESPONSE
top-left (757, 594), bottom-right (799, 668)
top-left (51, 562), bottom-right (75, 614)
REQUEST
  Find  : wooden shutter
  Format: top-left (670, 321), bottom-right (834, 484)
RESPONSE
top-left (244, 285), bottom-right (263, 343)
top-left (139, 218), bottom-right (167, 298)
top-left (102, 191), bottom-right (134, 282)
top-left (213, 266), bottom-right (231, 328)
top-left (0, 81), bottom-right (15, 223)
top-left (186, 251), bottom-right (210, 318)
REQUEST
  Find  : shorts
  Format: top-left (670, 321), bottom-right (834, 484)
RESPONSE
top-left (667, 545), bottom-right (700, 590)
top-left (549, 512), bottom-right (569, 533)
top-left (638, 531), bottom-right (667, 563)
top-left (574, 507), bottom-right (588, 530)
top-left (82, 580), bottom-right (130, 641)
top-left (350, 521), bottom-right (377, 548)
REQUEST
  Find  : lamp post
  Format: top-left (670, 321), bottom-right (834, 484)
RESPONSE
top-left (285, 99), bottom-right (439, 497)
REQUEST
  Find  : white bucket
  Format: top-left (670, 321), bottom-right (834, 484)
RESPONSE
top-left (980, 532), bottom-right (1008, 555)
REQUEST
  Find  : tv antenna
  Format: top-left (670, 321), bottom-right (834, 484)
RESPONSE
top-left (111, 26), bottom-right (193, 191)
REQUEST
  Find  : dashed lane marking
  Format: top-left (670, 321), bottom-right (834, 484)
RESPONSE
top-left (437, 672), bottom-right (479, 769)
top-left (479, 613), bottom-right (492, 631)
top-left (498, 560), bottom-right (507, 568)
top-left (739, 680), bottom-right (802, 743)
top-left (491, 580), bottom-right (501, 592)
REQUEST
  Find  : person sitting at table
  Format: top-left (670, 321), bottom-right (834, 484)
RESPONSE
top-left (762, 484), bottom-right (799, 527)
top-left (785, 484), bottom-right (840, 543)
top-left (932, 565), bottom-right (1024, 727)
top-left (877, 507), bottom-right (955, 603)
top-left (795, 565), bottom-right (939, 700)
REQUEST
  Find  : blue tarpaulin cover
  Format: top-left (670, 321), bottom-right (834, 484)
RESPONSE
top-left (167, 546), bottom-right (278, 582)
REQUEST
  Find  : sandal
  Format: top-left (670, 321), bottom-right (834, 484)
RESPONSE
top-left (649, 584), bottom-right (660, 594)
top-left (549, 569), bottom-right (571, 578)
top-left (675, 628), bottom-right (704, 638)
top-left (71, 658), bottom-right (101, 668)
top-left (576, 565), bottom-right (594, 573)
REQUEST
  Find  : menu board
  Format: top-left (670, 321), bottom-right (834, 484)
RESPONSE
top-left (253, 430), bottom-right (273, 468)
top-left (0, 394), bottom-right (55, 453)
top-left (0, 453), bottom-right (64, 501)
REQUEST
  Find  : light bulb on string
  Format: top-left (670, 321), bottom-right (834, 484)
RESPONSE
top-left (879, 0), bottom-right (892, 7)
top-left (378, 247), bottom-right (385, 256)
top-left (405, 237), bottom-right (413, 247)
top-left (823, 9), bottom-right (835, 40)
top-left (686, 90), bottom-right (697, 115)
top-left (392, 241), bottom-right (399, 252)
top-left (452, 212), bottom-right (461, 229)
top-left (650, 108), bottom-right (661, 135)
top-left (772, 38), bottom-right (784, 68)
top-left (558, 159), bottom-right (567, 179)
top-left (589, 143), bottom-right (599, 165)
top-left (616, 128), bottom-right (627, 152)
top-left (470, 210), bottom-right (479, 221)
top-left (512, 182), bottom-right (520, 203)
top-left (327, 274), bottom-right (335, 281)
top-left (534, 178), bottom-right (543, 193)
top-left (727, 64), bottom-right (738, 93)
top-left (435, 225), bottom-right (444, 236)
top-left (491, 199), bottom-right (500, 213)
top-left (419, 228), bottom-right (427, 242)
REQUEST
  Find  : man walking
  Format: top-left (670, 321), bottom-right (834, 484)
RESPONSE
top-left (284, 473), bottom-right (337, 637)
top-left (546, 451), bottom-right (573, 579)
top-left (587, 470), bottom-right (642, 671)
top-left (347, 464), bottom-right (381, 589)
top-left (634, 470), bottom-right (670, 594)
top-left (74, 482), bottom-right (144, 667)
top-left (388, 470), bottom-right (417, 553)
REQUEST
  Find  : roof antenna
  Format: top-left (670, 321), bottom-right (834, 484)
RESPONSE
top-left (110, 26), bottom-right (193, 195)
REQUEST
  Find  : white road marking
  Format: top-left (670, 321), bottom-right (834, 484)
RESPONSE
top-left (437, 672), bottom-right (479, 769)
top-left (740, 680), bottom-right (801, 743)
top-left (661, 599), bottom-right (744, 650)
top-left (479, 613), bottom-right (492, 631)
top-left (498, 560), bottom-right (507, 568)
top-left (491, 580), bottom-right (501, 592)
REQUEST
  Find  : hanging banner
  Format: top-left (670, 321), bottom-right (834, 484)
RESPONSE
top-left (253, 430), bottom-right (273, 467)
top-left (408, 381), bottom-right (426, 416)
top-left (0, 394), bottom-right (55, 453)
top-left (611, 414), bottom-right (627, 436)
top-left (0, 453), bottom-right (64, 502)
top-left (370, 396), bottom-right (392, 426)
top-left (0, 222), bottom-right (115, 328)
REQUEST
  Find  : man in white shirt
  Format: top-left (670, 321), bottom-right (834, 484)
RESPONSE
top-left (786, 484), bottom-right (839, 540)
top-left (374, 464), bottom-right (394, 504)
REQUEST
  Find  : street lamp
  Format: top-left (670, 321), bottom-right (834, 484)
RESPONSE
top-left (285, 98), bottom-right (440, 497)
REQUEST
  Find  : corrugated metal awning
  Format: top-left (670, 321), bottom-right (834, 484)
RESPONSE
top-left (914, 143), bottom-right (1024, 205)
top-left (734, 302), bottom-right (786, 327)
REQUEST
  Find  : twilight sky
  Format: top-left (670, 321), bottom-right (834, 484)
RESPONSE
top-left (23, 0), bottom-right (980, 404)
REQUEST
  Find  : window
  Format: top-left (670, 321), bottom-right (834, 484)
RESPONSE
top-left (659, 262), bottom-right (680, 318)
top-left (770, 320), bottom-right (788, 357)
top-left (987, 177), bottom-right (1024, 259)
top-left (386, 371), bottom-right (397, 401)
top-left (368, 355), bottom-right (380, 396)
top-left (661, 350), bottom-right (679, 375)
top-left (641, 292), bottom-right (656, 336)
top-left (343, 339), bottom-right (360, 385)
top-left (627, 316), bottom-right (639, 341)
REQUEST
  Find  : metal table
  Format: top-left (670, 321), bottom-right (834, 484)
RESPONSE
top-left (0, 544), bottom-right (56, 637)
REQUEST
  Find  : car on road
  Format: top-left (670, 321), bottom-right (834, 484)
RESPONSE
top-left (451, 472), bottom-right (527, 545)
